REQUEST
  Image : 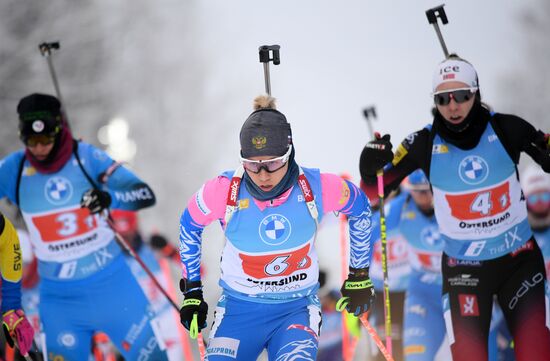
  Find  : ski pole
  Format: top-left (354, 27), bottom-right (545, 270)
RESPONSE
top-left (338, 210), bottom-right (352, 361)
top-left (377, 165), bottom-right (393, 356)
top-left (105, 216), bottom-right (206, 360)
top-left (38, 42), bottom-right (70, 123)
top-left (425, 4), bottom-right (450, 57)
top-left (365, 107), bottom-right (393, 357)
top-left (359, 313), bottom-right (395, 361)
top-left (258, 45), bottom-right (280, 96)
top-left (363, 106), bottom-right (377, 141)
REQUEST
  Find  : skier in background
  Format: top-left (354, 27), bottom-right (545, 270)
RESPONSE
top-left (359, 54), bottom-right (550, 360)
top-left (0, 93), bottom-right (168, 360)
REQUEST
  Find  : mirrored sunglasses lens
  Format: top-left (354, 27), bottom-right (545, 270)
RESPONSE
top-left (452, 90), bottom-right (472, 103)
top-left (434, 93), bottom-right (451, 106)
top-left (26, 135), bottom-right (54, 146)
top-left (264, 159), bottom-right (285, 172)
top-left (243, 162), bottom-right (261, 173)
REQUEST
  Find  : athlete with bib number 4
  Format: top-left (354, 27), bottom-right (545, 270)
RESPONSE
top-left (359, 56), bottom-right (550, 361)
top-left (178, 95), bottom-right (375, 360)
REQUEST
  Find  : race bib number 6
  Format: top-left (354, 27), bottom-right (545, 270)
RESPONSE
top-left (32, 208), bottom-right (97, 242)
top-left (239, 244), bottom-right (312, 279)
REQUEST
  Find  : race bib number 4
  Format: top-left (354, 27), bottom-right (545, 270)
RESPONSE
top-left (32, 208), bottom-right (97, 242)
top-left (239, 244), bottom-right (311, 279)
top-left (445, 182), bottom-right (510, 220)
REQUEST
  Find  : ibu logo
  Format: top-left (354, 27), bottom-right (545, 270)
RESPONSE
top-left (45, 176), bottom-right (73, 205)
top-left (259, 214), bottom-right (291, 246)
top-left (458, 155), bottom-right (489, 185)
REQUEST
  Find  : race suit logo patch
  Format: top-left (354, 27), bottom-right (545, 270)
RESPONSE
top-left (420, 226), bottom-right (442, 249)
top-left (459, 294), bottom-right (479, 316)
top-left (45, 176), bottom-right (73, 205)
top-left (259, 214), bottom-right (291, 246)
top-left (458, 156), bottom-right (489, 185)
top-left (58, 331), bottom-right (77, 348)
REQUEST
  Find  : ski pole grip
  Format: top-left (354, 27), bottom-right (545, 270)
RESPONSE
top-left (38, 41), bottom-right (60, 56)
top-left (426, 4), bottom-right (448, 25)
top-left (190, 313), bottom-right (199, 339)
top-left (258, 45), bottom-right (281, 64)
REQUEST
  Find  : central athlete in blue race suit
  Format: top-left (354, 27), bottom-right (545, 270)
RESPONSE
top-left (178, 95), bottom-right (375, 360)
top-left (0, 94), bottom-right (168, 360)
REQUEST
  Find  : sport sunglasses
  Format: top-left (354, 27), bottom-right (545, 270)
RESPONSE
top-left (433, 87), bottom-right (478, 106)
top-left (527, 192), bottom-right (550, 205)
top-left (25, 134), bottom-right (55, 147)
top-left (240, 145), bottom-right (292, 174)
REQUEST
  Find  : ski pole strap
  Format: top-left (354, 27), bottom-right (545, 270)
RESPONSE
top-left (343, 279), bottom-right (373, 290)
top-left (335, 297), bottom-right (349, 312)
top-left (224, 166), bottom-right (245, 225)
top-left (190, 313), bottom-right (199, 339)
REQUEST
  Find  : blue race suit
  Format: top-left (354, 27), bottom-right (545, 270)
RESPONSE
top-left (0, 142), bottom-right (168, 361)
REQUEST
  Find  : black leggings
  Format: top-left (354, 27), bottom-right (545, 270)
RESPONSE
top-left (442, 237), bottom-right (550, 361)
top-left (369, 290), bottom-right (406, 361)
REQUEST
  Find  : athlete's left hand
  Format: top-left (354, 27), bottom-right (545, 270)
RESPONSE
top-left (2, 309), bottom-right (34, 356)
top-left (337, 267), bottom-right (375, 317)
top-left (80, 188), bottom-right (111, 214)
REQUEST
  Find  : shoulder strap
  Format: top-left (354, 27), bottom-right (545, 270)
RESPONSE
top-left (15, 154), bottom-right (26, 207)
top-left (224, 166), bottom-right (245, 225)
top-left (72, 140), bottom-right (100, 190)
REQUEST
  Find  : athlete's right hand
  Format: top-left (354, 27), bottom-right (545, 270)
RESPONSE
top-left (2, 309), bottom-right (34, 356)
top-left (179, 280), bottom-right (208, 338)
top-left (336, 267), bottom-right (376, 317)
top-left (360, 133), bottom-right (394, 178)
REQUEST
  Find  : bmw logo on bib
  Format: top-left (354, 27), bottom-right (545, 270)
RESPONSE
top-left (458, 155), bottom-right (489, 185)
top-left (420, 226), bottom-right (443, 249)
top-left (259, 214), bottom-right (292, 246)
top-left (45, 176), bottom-right (74, 205)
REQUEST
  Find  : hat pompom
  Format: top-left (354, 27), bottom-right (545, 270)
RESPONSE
top-left (253, 95), bottom-right (277, 111)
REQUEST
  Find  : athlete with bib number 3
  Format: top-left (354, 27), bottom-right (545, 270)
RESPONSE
top-left (178, 95), bottom-right (375, 360)
top-left (359, 56), bottom-right (550, 361)
top-left (0, 94), bottom-right (169, 360)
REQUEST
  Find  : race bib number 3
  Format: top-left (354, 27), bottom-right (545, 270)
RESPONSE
top-left (445, 182), bottom-right (510, 220)
top-left (239, 244), bottom-right (311, 279)
top-left (32, 208), bottom-right (97, 242)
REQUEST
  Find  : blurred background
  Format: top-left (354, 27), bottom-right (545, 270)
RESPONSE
top-left (1, 0), bottom-right (548, 359)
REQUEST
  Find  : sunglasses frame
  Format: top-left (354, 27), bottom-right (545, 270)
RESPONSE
top-left (432, 87), bottom-right (478, 106)
top-left (240, 145), bottom-right (292, 174)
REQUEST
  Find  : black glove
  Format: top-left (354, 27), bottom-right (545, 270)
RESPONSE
top-left (80, 189), bottom-right (111, 214)
top-left (150, 234), bottom-right (169, 250)
top-left (179, 279), bottom-right (208, 337)
top-left (359, 133), bottom-right (393, 179)
top-left (337, 267), bottom-right (375, 317)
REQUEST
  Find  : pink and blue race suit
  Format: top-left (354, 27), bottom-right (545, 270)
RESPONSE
top-left (179, 167), bottom-right (373, 360)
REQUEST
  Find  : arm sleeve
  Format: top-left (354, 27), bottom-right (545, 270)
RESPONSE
top-left (0, 152), bottom-right (24, 204)
top-left (0, 214), bottom-right (22, 312)
top-left (84, 144), bottom-right (156, 210)
top-left (179, 176), bottom-right (229, 281)
top-left (320, 174), bottom-right (374, 269)
top-left (179, 209), bottom-right (205, 281)
top-left (360, 128), bottom-right (431, 201)
top-left (495, 114), bottom-right (550, 172)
